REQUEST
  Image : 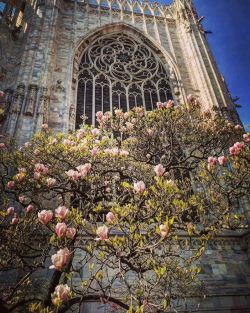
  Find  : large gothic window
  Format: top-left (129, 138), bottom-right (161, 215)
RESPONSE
top-left (76, 33), bottom-right (173, 128)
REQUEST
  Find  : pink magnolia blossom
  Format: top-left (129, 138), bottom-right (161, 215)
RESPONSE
top-left (26, 204), bottom-right (34, 213)
top-left (65, 169), bottom-right (80, 181)
top-left (106, 212), bottom-right (115, 224)
top-left (229, 142), bottom-right (244, 156)
top-left (0, 142), bottom-right (6, 149)
top-left (96, 111), bottom-right (103, 122)
top-left (77, 163), bottom-right (91, 178)
top-left (147, 128), bottom-right (154, 136)
top-left (166, 100), bottom-right (174, 108)
top-left (52, 284), bottom-right (70, 304)
top-left (33, 149), bottom-right (40, 156)
top-left (120, 150), bottom-right (129, 157)
top-left (47, 178), bottom-right (56, 187)
top-left (218, 156), bottom-right (227, 166)
top-left (66, 227), bottom-right (76, 239)
top-left (12, 216), bottom-right (19, 225)
top-left (208, 156), bottom-right (217, 166)
top-left (50, 248), bottom-right (70, 270)
top-left (159, 224), bottom-right (169, 238)
top-left (234, 124), bottom-right (242, 131)
top-left (154, 164), bottom-right (165, 177)
top-left (7, 207), bottom-right (14, 215)
top-left (34, 163), bottom-right (49, 175)
top-left (7, 181), bottom-right (15, 189)
top-left (38, 210), bottom-right (53, 225)
top-left (134, 181), bottom-right (146, 194)
top-left (243, 133), bottom-right (250, 142)
top-left (114, 109), bottom-right (123, 117)
top-left (34, 172), bottom-right (41, 180)
top-left (156, 102), bottom-right (164, 109)
top-left (0, 90), bottom-right (5, 97)
top-left (96, 225), bottom-right (109, 240)
top-left (125, 122), bottom-right (134, 130)
top-left (55, 206), bottom-right (69, 219)
top-left (104, 111), bottom-right (112, 119)
top-left (91, 128), bottom-right (100, 137)
top-left (91, 148), bottom-right (98, 156)
top-left (24, 142), bottom-right (32, 148)
top-left (55, 222), bottom-right (67, 238)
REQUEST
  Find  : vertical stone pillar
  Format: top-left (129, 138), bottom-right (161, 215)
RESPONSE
top-left (7, 0), bottom-right (62, 143)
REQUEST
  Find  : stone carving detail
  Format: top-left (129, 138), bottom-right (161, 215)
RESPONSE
top-left (52, 80), bottom-right (65, 93)
top-left (25, 84), bottom-right (38, 116)
top-left (38, 87), bottom-right (50, 123)
top-left (12, 83), bottom-right (26, 113)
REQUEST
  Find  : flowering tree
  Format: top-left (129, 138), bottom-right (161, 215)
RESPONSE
top-left (0, 97), bottom-right (249, 313)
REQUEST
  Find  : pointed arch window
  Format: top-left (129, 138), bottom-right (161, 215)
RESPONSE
top-left (76, 33), bottom-right (173, 128)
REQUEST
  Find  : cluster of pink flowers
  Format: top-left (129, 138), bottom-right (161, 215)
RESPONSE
top-left (208, 156), bottom-right (227, 168)
top-left (34, 163), bottom-right (49, 175)
top-left (55, 222), bottom-right (76, 239)
top-left (156, 100), bottom-right (174, 109)
top-left (104, 148), bottom-right (129, 157)
top-left (65, 163), bottom-right (92, 181)
top-left (52, 284), bottom-right (71, 305)
top-left (96, 225), bottom-right (109, 241)
top-left (63, 139), bottom-right (76, 147)
top-left (96, 111), bottom-right (112, 124)
top-left (134, 181), bottom-right (146, 194)
top-left (154, 164), bottom-right (165, 177)
top-left (229, 142), bottom-right (244, 156)
top-left (50, 248), bottom-right (71, 270)
top-left (0, 90), bottom-right (4, 97)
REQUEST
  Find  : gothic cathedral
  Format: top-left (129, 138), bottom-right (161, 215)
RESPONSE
top-left (0, 0), bottom-right (249, 312)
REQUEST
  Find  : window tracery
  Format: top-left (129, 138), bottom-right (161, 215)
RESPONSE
top-left (76, 33), bottom-right (173, 128)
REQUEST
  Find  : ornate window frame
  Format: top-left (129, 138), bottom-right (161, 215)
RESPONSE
top-left (70, 23), bottom-right (184, 130)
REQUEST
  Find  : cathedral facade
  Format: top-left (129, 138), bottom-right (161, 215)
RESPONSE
top-left (0, 0), bottom-right (249, 312)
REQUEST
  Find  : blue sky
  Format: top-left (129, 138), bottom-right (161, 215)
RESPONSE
top-left (162, 0), bottom-right (250, 131)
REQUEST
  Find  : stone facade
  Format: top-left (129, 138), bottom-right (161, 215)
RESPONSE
top-left (0, 0), bottom-right (249, 312)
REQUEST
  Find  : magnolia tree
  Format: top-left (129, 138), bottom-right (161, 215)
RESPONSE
top-left (0, 96), bottom-right (250, 313)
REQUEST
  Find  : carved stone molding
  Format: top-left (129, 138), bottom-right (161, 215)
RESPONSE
top-left (37, 87), bottom-right (50, 123)
top-left (24, 84), bottom-right (38, 116)
top-left (51, 80), bottom-right (65, 93)
top-left (12, 83), bottom-right (25, 113)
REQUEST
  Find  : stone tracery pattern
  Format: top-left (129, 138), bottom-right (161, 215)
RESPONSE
top-left (76, 33), bottom-right (173, 127)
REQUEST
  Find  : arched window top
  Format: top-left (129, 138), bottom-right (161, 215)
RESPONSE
top-left (100, 0), bottom-right (110, 9)
top-left (111, 0), bottom-right (120, 10)
top-left (89, 0), bottom-right (98, 6)
top-left (123, 3), bottom-right (131, 12)
top-left (76, 33), bottom-right (172, 127)
top-left (133, 4), bottom-right (142, 14)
